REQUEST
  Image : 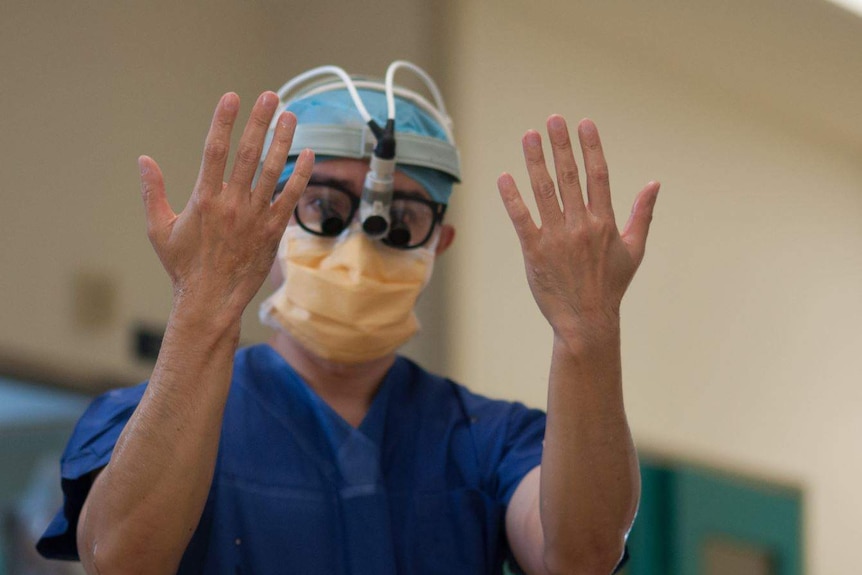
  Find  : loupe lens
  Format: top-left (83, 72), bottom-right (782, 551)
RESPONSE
top-left (321, 216), bottom-right (345, 236)
top-left (387, 224), bottom-right (412, 247)
top-left (362, 215), bottom-right (388, 236)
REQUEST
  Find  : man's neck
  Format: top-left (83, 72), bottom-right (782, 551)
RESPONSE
top-left (268, 330), bottom-right (396, 428)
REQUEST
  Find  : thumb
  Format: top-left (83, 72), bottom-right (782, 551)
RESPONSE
top-left (621, 181), bottom-right (660, 265)
top-left (139, 155), bottom-right (175, 242)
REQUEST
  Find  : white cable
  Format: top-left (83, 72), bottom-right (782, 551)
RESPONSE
top-left (385, 60), bottom-right (453, 142)
top-left (297, 80), bottom-right (455, 144)
top-left (269, 62), bottom-right (456, 145)
top-left (385, 61), bottom-right (447, 119)
top-left (271, 65), bottom-right (372, 130)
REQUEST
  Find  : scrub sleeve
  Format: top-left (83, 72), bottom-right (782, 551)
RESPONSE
top-left (457, 387), bottom-right (627, 574)
top-left (36, 384), bottom-right (147, 559)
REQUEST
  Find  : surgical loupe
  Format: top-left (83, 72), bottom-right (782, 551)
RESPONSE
top-left (292, 182), bottom-right (446, 249)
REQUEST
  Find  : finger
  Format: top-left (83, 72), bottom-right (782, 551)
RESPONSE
top-left (196, 92), bottom-right (239, 198)
top-left (522, 130), bottom-right (563, 227)
top-left (497, 173), bottom-right (539, 246)
top-left (546, 115), bottom-right (586, 221)
top-left (254, 111), bottom-right (296, 206)
top-left (621, 181), bottom-right (660, 265)
top-left (139, 155), bottom-right (175, 242)
top-left (227, 91), bottom-right (279, 193)
top-left (577, 119), bottom-right (615, 221)
top-left (272, 148), bottom-right (314, 225)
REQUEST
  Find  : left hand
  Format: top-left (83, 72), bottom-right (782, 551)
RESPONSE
top-left (497, 115), bottom-right (659, 343)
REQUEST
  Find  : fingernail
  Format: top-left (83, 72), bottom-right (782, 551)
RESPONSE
top-left (223, 93), bottom-right (239, 111)
top-left (278, 111), bottom-right (293, 129)
top-left (548, 115), bottom-right (566, 131)
top-left (260, 92), bottom-right (275, 107)
top-left (138, 156), bottom-right (149, 176)
top-left (300, 148), bottom-right (314, 163)
top-left (524, 131), bottom-right (541, 148)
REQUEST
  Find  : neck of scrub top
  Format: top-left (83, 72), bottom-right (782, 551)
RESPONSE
top-left (268, 329), bottom-right (396, 428)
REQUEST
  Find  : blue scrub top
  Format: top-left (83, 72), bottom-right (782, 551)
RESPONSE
top-left (37, 344), bottom-right (548, 574)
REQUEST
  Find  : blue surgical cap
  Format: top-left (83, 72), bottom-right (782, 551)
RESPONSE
top-left (275, 88), bottom-right (457, 204)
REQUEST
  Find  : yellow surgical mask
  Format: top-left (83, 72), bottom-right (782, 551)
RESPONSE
top-left (259, 225), bottom-right (436, 363)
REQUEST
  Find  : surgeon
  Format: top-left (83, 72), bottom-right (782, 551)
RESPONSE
top-left (37, 61), bottom-right (659, 575)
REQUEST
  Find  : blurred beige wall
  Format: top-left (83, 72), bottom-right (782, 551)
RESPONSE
top-left (444, 0), bottom-right (862, 573)
top-left (0, 1), bottom-right (450, 386)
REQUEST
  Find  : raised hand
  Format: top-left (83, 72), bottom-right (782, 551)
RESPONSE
top-left (138, 91), bottom-right (314, 318)
top-left (497, 115), bottom-right (659, 344)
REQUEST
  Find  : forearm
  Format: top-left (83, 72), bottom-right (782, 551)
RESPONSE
top-left (499, 114), bottom-right (657, 574)
top-left (77, 303), bottom-right (242, 574)
top-left (539, 321), bottom-right (640, 574)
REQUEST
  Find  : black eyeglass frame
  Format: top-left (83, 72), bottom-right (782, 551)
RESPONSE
top-left (288, 181), bottom-right (448, 250)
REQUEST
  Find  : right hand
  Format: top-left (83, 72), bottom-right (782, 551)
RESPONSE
top-left (138, 91), bottom-right (314, 319)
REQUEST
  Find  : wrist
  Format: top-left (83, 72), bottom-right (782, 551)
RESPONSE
top-left (550, 321), bottom-right (625, 400)
top-left (552, 314), bottom-right (621, 358)
top-left (167, 298), bottom-right (243, 348)
top-left (171, 279), bottom-right (247, 323)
